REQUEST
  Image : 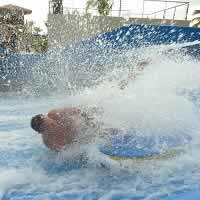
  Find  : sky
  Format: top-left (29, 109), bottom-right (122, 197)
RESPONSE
top-left (0, 0), bottom-right (200, 32)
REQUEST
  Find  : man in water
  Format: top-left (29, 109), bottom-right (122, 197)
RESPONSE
top-left (31, 61), bottom-right (151, 151)
top-left (31, 107), bottom-right (98, 151)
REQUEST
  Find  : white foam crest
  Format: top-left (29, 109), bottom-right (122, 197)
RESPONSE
top-left (61, 52), bottom-right (200, 139)
top-left (0, 167), bottom-right (50, 199)
top-left (1, 45), bottom-right (200, 199)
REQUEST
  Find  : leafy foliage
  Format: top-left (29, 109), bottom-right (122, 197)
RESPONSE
top-left (86, 0), bottom-right (112, 16)
top-left (16, 22), bottom-right (48, 53)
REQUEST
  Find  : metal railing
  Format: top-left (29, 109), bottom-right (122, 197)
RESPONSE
top-left (51, 0), bottom-right (189, 21)
top-left (142, 0), bottom-right (189, 21)
top-left (63, 7), bottom-right (144, 18)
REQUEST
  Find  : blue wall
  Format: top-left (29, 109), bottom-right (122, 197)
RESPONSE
top-left (94, 24), bottom-right (200, 49)
top-left (0, 24), bottom-right (200, 90)
top-left (77, 24), bottom-right (200, 59)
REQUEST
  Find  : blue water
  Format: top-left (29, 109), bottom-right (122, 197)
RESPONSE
top-left (1, 97), bottom-right (200, 200)
top-left (1, 46), bottom-right (200, 200)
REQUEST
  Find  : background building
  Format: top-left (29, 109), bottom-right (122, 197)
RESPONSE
top-left (0, 4), bottom-right (32, 52)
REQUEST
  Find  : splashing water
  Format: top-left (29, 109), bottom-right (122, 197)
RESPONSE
top-left (1, 44), bottom-right (200, 200)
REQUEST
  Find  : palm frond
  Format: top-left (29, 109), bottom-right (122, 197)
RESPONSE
top-left (86, 0), bottom-right (112, 16)
top-left (193, 10), bottom-right (200, 15)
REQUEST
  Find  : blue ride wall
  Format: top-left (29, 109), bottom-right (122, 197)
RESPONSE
top-left (82, 24), bottom-right (200, 59)
top-left (0, 24), bottom-right (200, 87)
top-left (97, 24), bottom-right (200, 47)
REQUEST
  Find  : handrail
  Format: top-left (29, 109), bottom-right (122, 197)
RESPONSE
top-left (56, 0), bottom-right (190, 21)
top-left (144, 0), bottom-right (189, 3)
top-left (63, 7), bottom-right (143, 15)
top-left (147, 4), bottom-right (187, 15)
top-left (142, 0), bottom-right (189, 21)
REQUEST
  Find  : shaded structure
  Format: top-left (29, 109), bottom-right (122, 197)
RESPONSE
top-left (0, 4), bottom-right (32, 25)
top-left (0, 4), bottom-right (32, 52)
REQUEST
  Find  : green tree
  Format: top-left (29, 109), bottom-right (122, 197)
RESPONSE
top-left (86, 0), bottom-right (112, 16)
top-left (31, 34), bottom-right (48, 52)
top-left (16, 22), bottom-right (48, 53)
top-left (33, 26), bottom-right (42, 35)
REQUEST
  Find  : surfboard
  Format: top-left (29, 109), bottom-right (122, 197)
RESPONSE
top-left (99, 131), bottom-right (192, 160)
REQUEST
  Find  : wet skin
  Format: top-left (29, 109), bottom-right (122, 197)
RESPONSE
top-left (31, 107), bottom-right (84, 151)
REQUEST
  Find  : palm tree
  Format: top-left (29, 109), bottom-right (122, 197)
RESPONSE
top-left (86, 0), bottom-right (112, 16)
top-left (191, 10), bottom-right (200, 28)
top-left (193, 10), bottom-right (200, 15)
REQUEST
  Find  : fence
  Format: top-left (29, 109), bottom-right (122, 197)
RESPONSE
top-left (57, 0), bottom-right (189, 21)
